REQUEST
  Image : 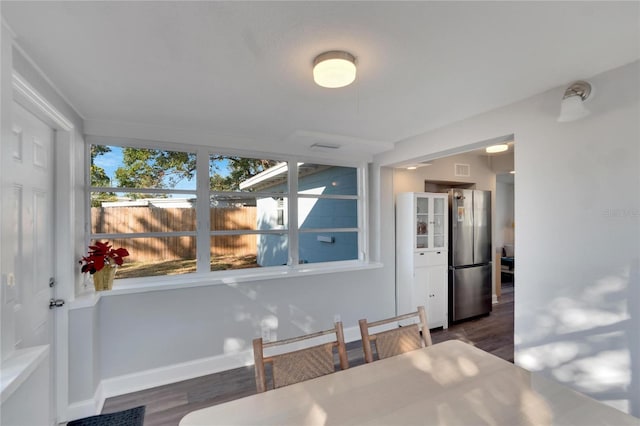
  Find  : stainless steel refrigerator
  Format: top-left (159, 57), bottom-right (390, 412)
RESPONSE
top-left (448, 189), bottom-right (492, 322)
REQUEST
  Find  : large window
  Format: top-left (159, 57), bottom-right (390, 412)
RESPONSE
top-left (90, 145), bottom-right (198, 278)
top-left (89, 142), bottom-right (364, 281)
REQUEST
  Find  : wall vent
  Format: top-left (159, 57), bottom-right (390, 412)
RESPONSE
top-left (454, 163), bottom-right (471, 177)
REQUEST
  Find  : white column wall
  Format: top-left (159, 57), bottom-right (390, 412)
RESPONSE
top-left (376, 61), bottom-right (640, 416)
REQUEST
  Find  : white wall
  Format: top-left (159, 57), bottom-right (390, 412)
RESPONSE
top-left (495, 180), bottom-right (515, 249)
top-left (376, 60), bottom-right (640, 416)
top-left (394, 151), bottom-right (497, 194)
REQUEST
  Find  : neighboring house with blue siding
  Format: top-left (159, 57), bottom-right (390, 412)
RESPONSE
top-left (240, 163), bottom-right (358, 266)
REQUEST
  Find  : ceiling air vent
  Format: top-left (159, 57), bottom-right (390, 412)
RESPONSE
top-left (310, 142), bottom-right (341, 150)
top-left (454, 163), bottom-right (470, 177)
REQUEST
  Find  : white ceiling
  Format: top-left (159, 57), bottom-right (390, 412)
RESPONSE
top-left (2, 1), bottom-right (639, 159)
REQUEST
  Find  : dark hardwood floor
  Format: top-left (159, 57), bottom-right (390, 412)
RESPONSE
top-left (102, 281), bottom-right (514, 425)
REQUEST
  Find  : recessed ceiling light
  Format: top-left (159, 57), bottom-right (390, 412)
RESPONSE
top-left (486, 144), bottom-right (509, 153)
top-left (510, 170), bottom-right (516, 174)
top-left (407, 166), bottom-right (417, 170)
top-left (313, 51), bottom-right (357, 88)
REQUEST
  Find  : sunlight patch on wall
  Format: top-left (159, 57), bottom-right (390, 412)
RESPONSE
top-left (518, 341), bottom-right (584, 371)
top-left (565, 348), bottom-right (630, 392)
top-left (223, 337), bottom-right (246, 354)
top-left (548, 297), bottom-right (629, 334)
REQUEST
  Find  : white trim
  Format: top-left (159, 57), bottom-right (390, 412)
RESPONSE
top-left (238, 161), bottom-right (289, 190)
top-left (10, 71), bottom-right (77, 423)
top-left (288, 160), bottom-right (299, 266)
top-left (298, 227), bottom-right (359, 234)
top-left (101, 349), bottom-right (254, 400)
top-left (69, 261), bottom-right (383, 302)
top-left (10, 43), bottom-right (84, 120)
top-left (70, 323), bottom-right (362, 412)
top-left (66, 382), bottom-right (105, 422)
top-left (92, 231), bottom-right (197, 239)
top-left (195, 146), bottom-right (211, 273)
top-left (358, 165), bottom-right (369, 262)
top-left (91, 186), bottom-right (196, 195)
top-left (12, 72), bottom-right (73, 131)
top-left (85, 133), bottom-right (370, 168)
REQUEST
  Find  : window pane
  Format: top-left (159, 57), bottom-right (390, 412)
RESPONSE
top-left (298, 164), bottom-right (357, 196)
top-left (91, 194), bottom-right (196, 233)
top-left (298, 198), bottom-right (357, 229)
top-left (210, 234), bottom-right (288, 270)
top-left (210, 155), bottom-right (286, 192)
top-left (210, 195), bottom-right (288, 231)
top-left (299, 232), bottom-right (358, 264)
top-left (91, 145), bottom-right (196, 190)
top-left (92, 237), bottom-right (196, 279)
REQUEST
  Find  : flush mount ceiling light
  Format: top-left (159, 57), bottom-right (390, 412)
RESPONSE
top-left (558, 80), bottom-right (592, 122)
top-left (313, 51), bottom-right (357, 88)
top-left (485, 144), bottom-right (509, 154)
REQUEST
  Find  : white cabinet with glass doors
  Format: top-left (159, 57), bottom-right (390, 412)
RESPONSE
top-left (396, 192), bottom-right (449, 329)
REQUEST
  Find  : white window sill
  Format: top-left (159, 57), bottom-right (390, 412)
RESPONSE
top-left (69, 261), bottom-right (383, 310)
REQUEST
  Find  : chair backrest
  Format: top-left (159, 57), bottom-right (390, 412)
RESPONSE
top-left (253, 321), bottom-right (349, 393)
top-left (358, 306), bottom-right (432, 363)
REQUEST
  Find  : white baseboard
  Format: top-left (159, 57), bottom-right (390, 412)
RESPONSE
top-left (343, 324), bottom-right (362, 344)
top-left (492, 294), bottom-right (498, 304)
top-left (66, 382), bottom-right (104, 422)
top-left (66, 324), bottom-right (364, 418)
top-left (101, 349), bottom-right (255, 400)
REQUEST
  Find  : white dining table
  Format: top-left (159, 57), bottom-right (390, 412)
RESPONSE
top-left (180, 340), bottom-right (639, 425)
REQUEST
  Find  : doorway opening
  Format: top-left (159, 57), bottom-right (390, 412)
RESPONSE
top-left (391, 134), bottom-right (516, 361)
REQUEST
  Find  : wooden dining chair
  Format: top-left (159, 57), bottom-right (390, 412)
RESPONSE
top-left (252, 321), bottom-right (349, 393)
top-left (358, 306), bottom-right (432, 363)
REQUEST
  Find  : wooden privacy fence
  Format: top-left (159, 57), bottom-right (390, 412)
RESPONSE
top-left (92, 206), bottom-right (257, 261)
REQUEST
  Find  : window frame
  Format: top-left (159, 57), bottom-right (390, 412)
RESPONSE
top-left (85, 137), bottom-right (369, 286)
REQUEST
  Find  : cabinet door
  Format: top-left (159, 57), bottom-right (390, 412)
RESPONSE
top-left (426, 263), bottom-right (448, 329)
top-left (414, 264), bottom-right (446, 329)
top-left (413, 266), bottom-right (430, 316)
top-left (432, 196), bottom-right (447, 249)
top-left (415, 196), bottom-right (429, 250)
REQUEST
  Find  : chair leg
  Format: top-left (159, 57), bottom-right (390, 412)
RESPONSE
top-left (359, 319), bottom-right (374, 363)
top-left (253, 338), bottom-right (267, 393)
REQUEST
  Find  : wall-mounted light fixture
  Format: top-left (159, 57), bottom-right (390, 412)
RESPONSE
top-left (558, 80), bottom-right (592, 122)
top-left (486, 144), bottom-right (508, 154)
top-left (313, 51), bottom-right (357, 88)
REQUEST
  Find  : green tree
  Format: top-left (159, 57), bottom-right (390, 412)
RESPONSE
top-left (94, 145), bottom-right (277, 197)
top-left (210, 156), bottom-right (278, 191)
top-left (91, 145), bottom-right (112, 187)
top-left (90, 145), bottom-right (117, 207)
top-left (114, 148), bottom-right (196, 198)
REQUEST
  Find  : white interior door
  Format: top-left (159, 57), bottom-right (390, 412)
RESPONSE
top-left (6, 100), bottom-right (56, 423)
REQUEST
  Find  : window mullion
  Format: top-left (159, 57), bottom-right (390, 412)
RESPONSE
top-left (196, 148), bottom-right (210, 273)
top-left (288, 160), bottom-right (299, 266)
top-left (358, 164), bottom-right (368, 262)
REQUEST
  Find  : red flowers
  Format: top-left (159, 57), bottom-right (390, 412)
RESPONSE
top-left (80, 241), bottom-right (129, 274)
